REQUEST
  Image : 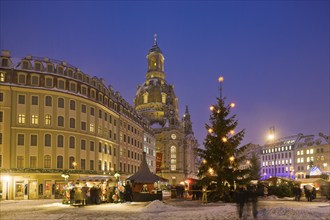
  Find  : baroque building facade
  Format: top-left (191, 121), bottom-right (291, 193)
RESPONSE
top-left (134, 37), bottom-right (199, 185)
top-left (0, 50), bottom-right (155, 200)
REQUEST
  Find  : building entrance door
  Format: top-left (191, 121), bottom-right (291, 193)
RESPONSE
top-left (28, 180), bottom-right (38, 199)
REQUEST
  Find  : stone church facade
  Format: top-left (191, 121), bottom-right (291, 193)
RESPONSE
top-left (134, 37), bottom-right (199, 185)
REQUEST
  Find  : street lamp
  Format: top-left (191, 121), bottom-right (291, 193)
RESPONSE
top-left (268, 126), bottom-right (275, 141)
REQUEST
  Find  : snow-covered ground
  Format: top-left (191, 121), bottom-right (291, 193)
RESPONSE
top-left (0, 197), bottom-right (329, 220)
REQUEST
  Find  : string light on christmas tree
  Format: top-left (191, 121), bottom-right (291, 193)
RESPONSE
top-left (202, 159), bottom-right (207, 164)
top-left (210, 105), bottom-right (214, 111)
top-left (208, 128), bottom-right (213, 133)
top-left (230, 102), bottom-right (235, 108)
top-left (229, 130), bottom-right (235, 135)
top-left (222, 137), bottom-right (228, 142)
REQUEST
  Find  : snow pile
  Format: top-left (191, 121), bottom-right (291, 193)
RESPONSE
top-left (141, 200), bottom-right (178, 213)
top-left (258, 207), bottom-right (330, 220)
top-left (261, 195), bottom-right (280, 200)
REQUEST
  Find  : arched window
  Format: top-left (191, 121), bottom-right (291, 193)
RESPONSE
top-left (57, 155), bottom-right (63, 169)
top-left (44, 155), bottom-right (51, 168)
top-left (69, 118), bottom-right (75, 128)
top-left (44, 134), bottom-right (51, 147)
top-left (69, 136), bottom-right (75, 148)
top-left (45, 114), bottom-right (51, 125)
top-left (58, 98), bottom-right (64, 108)
top-left (170, 145), bottom-right (176, 171)
top-left (143, 92), bottom-right (148, 104)
top-left (45, 96), bottom-right (52, 107)
top-left (57, 135), bottom-right (64, 148)
top-left (58, 116), bottom-right (64, 127)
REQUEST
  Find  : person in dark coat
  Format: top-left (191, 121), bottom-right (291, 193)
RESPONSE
top-left (69, 188), bottom-right (75, 205)
top-left (124, 182), bottom-right (133, 202)
top-left (247, 185), bottom-right (258, 218)
top-left (304, 185), bottom-right (311, 202)
top-left (311, 187), bottom-right (316, 201)
top-left (235, 186), bottom-right (247, 219)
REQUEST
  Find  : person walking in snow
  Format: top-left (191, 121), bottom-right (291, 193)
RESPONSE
top-left (235, 185), bottom-right (247, 219)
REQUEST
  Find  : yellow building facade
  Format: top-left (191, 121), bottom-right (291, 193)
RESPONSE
top-left (0, 50), bottom-right (155, 200)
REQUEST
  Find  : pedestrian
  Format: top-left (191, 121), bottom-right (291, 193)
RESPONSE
top-left (263, 186), bottom-right (268, 197)
top-left (81, 184), bottom-right (89, 206)
top-left (235, 185), bottom-right (247, 219)
top-left (297, 186), bottom-right (302, 201)
top-left (304, 186), bottom-right (311, 202)
top-left (124, 181), bottom-right (133, 202)
top-left (69, 187), bottom-right (75, 205)
top-left (201, 185), bottom-right (208, 204)
top-left (247, 185), bottom-right (258, 219)
top-left (191, 184), bottom-right (196, 200)
top-left (311, 187), bottom-right (316, 201)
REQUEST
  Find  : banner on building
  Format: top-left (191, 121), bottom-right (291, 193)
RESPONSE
top-left (156, 152), bottom-right (162, 172)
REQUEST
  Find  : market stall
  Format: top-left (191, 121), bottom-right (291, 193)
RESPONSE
top-left (126, 152), bottom-right (168, 202)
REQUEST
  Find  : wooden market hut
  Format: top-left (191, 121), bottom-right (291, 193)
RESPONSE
top-left (126, 152), bottom-right (168, 201)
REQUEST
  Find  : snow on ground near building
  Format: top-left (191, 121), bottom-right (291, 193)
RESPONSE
top-left (0, 198), bottom-right (329, 220)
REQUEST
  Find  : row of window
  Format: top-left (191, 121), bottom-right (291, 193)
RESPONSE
top-left (16, 114), bottom-right (117, 139)
top-left (17, 94), bottom-right (116, 122)
top-left (262, 145), bottom-right (292, 154)
top-left (262, 152), bottom-right (292, 160)
top-left (8, 71), bottom-right (120, 111)
top-left (15, 133), bottom-right (117, 154)
top-left (262, 159), bottom-right (292, 167)
top-left (296, 157), bottom-right (314, 163)
top-left (262, 167), bottom-right (293, 175)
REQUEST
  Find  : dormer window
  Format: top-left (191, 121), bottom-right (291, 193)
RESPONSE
top-left (31, 75), bottom-right (39, 86)
top-left (77, 73), bottom-right (82, 81)
top-left (47, 64), bottom-right (53, 73)
top-left (22, 61), bottom-right (29, 69)
top-left (57, 66), bottom-right (64, 75)
top-left (1, 58), bottom-right (8, 67)
top-left (35, 62), bottom-right (41, 71)
top-left (18, 73), bottom-right (27, 84)
top-left (68, 69), bottom-right (73, 77)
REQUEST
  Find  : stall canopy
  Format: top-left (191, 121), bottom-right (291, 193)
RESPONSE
top-left (127, 152), bottom-right (168, 183)
top-left (77, 176), bottom-right (112, 182)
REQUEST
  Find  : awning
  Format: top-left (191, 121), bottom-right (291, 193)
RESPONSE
top-left (77, 176), bottom-right (112, 182)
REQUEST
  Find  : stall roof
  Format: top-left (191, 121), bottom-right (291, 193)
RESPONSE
top-left (77, 176), bottom-right (112, 182)
top-left (127, 152), bottom-right (168, 183)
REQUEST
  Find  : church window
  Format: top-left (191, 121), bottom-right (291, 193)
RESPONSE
top-left (170, 145), bottom-right (176, 171)
top-left (143, 92), bottom-right (148, 104)
top-left (161, 92), bottom-right (166, 104)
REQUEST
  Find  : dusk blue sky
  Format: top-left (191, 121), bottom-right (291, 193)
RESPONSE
top-left (1, 1), bottom-right (329, 146)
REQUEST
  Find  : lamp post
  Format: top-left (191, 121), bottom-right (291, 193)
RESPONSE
top-left (218, 76), bottom-right (224, 100)
top-left (4, 176), bottom-right (10, 200)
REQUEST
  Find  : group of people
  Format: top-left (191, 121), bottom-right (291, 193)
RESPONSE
top-left (69, 184), bottom-right (103, 205)
top-left (235, 185), bottom-right (258, 219)
top-left (68, 181), bottom-right (134, 206)
top-left (303, 185), bottom-right (317, 202)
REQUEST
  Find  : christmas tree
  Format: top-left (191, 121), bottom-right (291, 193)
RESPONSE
top-left (197, 77), bottom-right (250, 201)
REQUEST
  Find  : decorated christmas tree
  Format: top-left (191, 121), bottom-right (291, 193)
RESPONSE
top-left (197, 76), bottom-right (250, 202)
